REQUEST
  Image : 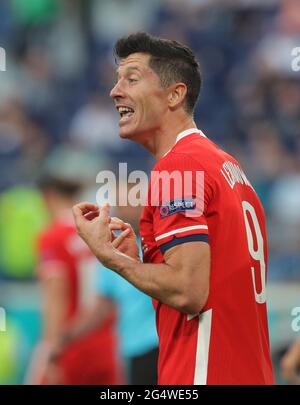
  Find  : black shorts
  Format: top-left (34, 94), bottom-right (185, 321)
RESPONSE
top-left (130, 347), bottom-right (159, 385)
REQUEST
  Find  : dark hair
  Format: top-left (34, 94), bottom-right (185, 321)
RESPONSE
top-left (114, 32), bottom-right (201, 114)
top-left (38, 175), bottom-right (82, 198)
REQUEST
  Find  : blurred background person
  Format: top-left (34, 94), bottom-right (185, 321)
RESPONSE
top-left (48, 183), bottom-right (159, 385)
top-left (0, 0), bottom-right (299, 384)
top-left (25, 146), bottom-right (123, 385)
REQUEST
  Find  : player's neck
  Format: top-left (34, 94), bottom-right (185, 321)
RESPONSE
top-left (150, 115), bottom-right (197, 161)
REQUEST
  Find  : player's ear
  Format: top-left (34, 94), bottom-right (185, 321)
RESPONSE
top-left (168, 83), bottom-right (187, 110)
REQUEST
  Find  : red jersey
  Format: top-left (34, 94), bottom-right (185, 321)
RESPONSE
top-left (33, 216), bottom-right (121, 385)
top-left (140, 128), bottom-right (274, 385)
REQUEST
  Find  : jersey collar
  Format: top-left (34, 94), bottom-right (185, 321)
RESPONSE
top-left (175, 127), bottom-right (206, 144)
top-left (162, 128), bottom-right (206, 158)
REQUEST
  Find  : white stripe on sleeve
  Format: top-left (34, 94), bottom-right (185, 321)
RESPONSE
top-left (155, 225), bottom-right (208, 242)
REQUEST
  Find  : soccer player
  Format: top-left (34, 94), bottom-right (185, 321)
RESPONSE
top-left (26, 173), bottom-right (122, 385)
top-left (73, 32), bottom-right (274, 384)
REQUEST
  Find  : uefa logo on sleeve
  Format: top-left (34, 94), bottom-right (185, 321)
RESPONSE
top-left (159, 206), bottom-right (170, 217)
top-left (159, 198), bottom-right (195, 218)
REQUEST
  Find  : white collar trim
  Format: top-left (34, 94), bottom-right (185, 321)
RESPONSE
top-left (175, 127), bottom-right (206, 144)
top-left (162, 128), bottom-right (206, 158)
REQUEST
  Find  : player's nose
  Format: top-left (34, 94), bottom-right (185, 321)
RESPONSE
top-left (110, 81), bottom-right (124, 99)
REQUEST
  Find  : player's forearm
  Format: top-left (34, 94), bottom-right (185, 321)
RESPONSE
top-left (102, 249), bottom-right (203, 314)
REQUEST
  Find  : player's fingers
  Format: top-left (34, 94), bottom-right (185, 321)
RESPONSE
top-left (124, 222), bottom-right (135, 234)
top-left (73, 202), bottom-right (99, 215)
top-left (109, 223), bottom-right (123, 231)
top-left (84, 210), bottom-right (100, 221)
top-left (112, 228), bottom-right (131, 248)
top-left (72, 205), bottom-right (85, 227)
top-left (98, 203), bottom-right (110, 223)
top-left (110, 217), bottom-right (126, 225)
top-left (109, 218), bottom-right (128, 231)
top-left (72, 203), bottom-right (98, 231)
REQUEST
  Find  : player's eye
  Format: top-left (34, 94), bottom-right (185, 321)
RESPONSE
top-left (128, 77), bottom-right (138, 83)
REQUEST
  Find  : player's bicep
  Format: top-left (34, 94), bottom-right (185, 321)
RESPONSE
top-left (164, 241), bottom-right (210, 313)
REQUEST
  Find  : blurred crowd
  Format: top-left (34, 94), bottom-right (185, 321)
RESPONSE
top-left (0, 0), bottom-right (299, 384)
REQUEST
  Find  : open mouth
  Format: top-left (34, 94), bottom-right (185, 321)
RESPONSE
top-left (117, 106), bottom-right (134, 122)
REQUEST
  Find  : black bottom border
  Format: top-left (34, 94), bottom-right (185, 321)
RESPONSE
top-left (0, 385), bottom-right (297, 402)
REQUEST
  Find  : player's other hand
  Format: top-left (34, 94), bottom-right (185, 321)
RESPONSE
top-left (281, 339), bottom-right (300, 384)
top-left (109, 217), bottom-right (140, 261)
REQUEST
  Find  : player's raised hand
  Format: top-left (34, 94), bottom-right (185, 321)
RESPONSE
top-left (72, 202), bottom-right (114, 261)
top-left (73, 202), bottom-right (141, 266)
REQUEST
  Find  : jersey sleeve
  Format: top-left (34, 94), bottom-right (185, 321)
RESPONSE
top-left (151, 152), bottom-right (214, 254)
top-left (36, 232), bottom-right (67, 280)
